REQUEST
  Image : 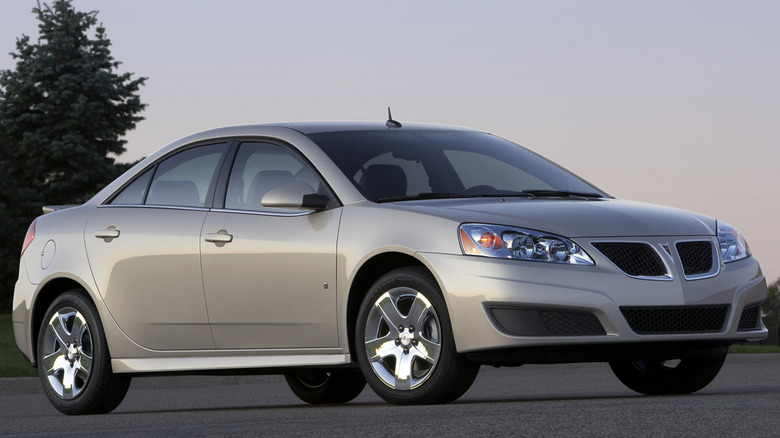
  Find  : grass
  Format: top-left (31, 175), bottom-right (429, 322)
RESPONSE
top-left (0, 313), bottom-right (778, 377)
top-left (728, 343), bottom-right (780, 354)
top-left (1, 314), bottom-right (37, 378)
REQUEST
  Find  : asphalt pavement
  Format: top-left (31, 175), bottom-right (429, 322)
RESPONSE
top-left (2, 354), bottom-right (779, 437)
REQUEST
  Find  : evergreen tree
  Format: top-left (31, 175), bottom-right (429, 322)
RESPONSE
top-left (763, 279), bottom-right (780, 329)
top-left (0, 0), bottom-right (146, 309)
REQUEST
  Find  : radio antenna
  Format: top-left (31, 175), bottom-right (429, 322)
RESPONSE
top-left (386, 107), bottom-right (402, 128)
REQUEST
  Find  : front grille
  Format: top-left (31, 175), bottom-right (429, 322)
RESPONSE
top-left (621, 306), bottom-right (728, 334)
top-left (738, 303), bottom-right (762, 331)
top-left (676, 241), bottom-right (714, 276)
top-left (592, 242), bottom-right (667, 277)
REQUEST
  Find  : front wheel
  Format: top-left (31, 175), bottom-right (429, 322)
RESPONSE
top-left (37, 290), bottom-right (131, 415)
top-left (355, 267), bottom-right (479, 405)
top-left (609, 352), bottom-right (727, 395)
top-left (284, 369), bottom-right (366, 404)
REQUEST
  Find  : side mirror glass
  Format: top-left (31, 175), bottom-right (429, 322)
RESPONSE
top-left (261, 182), bottom-right (330, 211)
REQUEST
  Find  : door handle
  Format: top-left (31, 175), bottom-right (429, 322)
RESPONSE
top-left (204, 230), bottom-right (233, 244)
top-left (95, 227), bottom-right (120, 242)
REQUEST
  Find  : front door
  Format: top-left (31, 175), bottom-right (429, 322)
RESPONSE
top-left (200, 141), bottom-right (340, 350)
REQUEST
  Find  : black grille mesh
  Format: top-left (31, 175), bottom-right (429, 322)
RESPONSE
top-left (676, 241), bottom-right (714, 276)
top-left (592, 242), bottom-right (666, 277)
top-left (738, 303), bottom-right (762, 331)
top-left (539, 310), bottom-right (606, 336)
top-left (621, 306), bottom-right (728, 334)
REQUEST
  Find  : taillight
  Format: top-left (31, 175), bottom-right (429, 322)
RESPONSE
top-left (21, 219), bottom-right (36, 257)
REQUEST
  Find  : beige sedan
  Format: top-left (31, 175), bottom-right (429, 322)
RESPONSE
top-left (13, 120), bottom-right (768, 414)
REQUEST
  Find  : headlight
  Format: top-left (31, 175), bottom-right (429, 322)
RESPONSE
top-left (459, 223), bottom-right (594, 265)
top-left (717, 221), bottom-right (750, 263)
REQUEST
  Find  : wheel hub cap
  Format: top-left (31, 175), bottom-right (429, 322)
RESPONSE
top-left (363, 288), bottom-right (442, 391)
top-left (67, 344), bottom-right (79, 362)
top-left (41, 307), bottom-right (93, 400)
top-left (399, 329), bottom-right (414, 347)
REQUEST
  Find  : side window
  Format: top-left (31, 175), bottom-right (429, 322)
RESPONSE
top-left (110, 169), bottom-right (153, 205)
top-left (145, 143), bottom-right (226, 208)
top-left (225, 142), bottom-right (323, 213)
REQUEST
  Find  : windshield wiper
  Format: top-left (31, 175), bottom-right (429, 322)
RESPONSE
top-left (375, 192), bottom-right (537, 202)
top-left (374, 193), bottom-right (474, 202)
top-left (522, 190), bottom-right (604, 199)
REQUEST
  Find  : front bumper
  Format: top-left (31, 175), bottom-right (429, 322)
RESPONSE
top-left (421, 249), bottom-right (767, 354)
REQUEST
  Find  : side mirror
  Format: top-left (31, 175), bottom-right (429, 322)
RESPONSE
top-left (261, 182), bottom-right (330, 211)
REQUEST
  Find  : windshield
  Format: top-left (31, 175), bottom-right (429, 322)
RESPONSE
top-left (307, 129), bottom-right (607, 202)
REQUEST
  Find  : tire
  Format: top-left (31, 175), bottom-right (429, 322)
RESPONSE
top-left (609, 353), bottom-right (727, 395)
top-left (284, 369), bottom-right (366, 404)
top-left (37, 289), bottom-right (131, 415)
top-left (355, 267), bottom-right (479, 405)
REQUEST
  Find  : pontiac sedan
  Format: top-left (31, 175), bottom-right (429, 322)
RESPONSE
top-left (13, 119), bottom-right (767, 414)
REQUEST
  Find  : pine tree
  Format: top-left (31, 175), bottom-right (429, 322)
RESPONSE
top-left (0, 0), bottom-right (146, 309)
top-left (0, 0), bottom-right (146, 205)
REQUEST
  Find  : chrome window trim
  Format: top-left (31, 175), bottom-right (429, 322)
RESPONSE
top-left (209, 207), bottom-right (316, 217)
top-left (97, 204), bottom-right (211, 212)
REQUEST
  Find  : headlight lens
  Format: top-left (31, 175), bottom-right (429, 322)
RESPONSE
top-left (717, 221), bottom-right (750, 263)
top-left (459, 224), bottom-right (594, 265)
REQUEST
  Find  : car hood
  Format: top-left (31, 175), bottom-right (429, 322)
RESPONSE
top-left (393, 198), bottom-right (716, 238)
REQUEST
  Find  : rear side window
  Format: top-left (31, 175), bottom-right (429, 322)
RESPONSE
top-left (110, 143), bottom-right (226, 207)
top-left (110, 169), bottom-right (152, 205)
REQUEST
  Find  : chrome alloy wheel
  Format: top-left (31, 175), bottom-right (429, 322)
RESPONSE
top-left (41, 307), bottom-right (93, 399)
top-left (363, 287), bottom-right (442, 390)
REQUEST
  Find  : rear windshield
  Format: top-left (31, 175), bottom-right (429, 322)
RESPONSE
top-left (306, 130), bottom-right (606, 202)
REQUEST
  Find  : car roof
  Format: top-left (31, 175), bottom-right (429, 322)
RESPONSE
top-left (274, 121), bottom-right (476, 134)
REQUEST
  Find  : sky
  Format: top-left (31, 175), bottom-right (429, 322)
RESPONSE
top-left (1, 0), bottom-right (779, 283)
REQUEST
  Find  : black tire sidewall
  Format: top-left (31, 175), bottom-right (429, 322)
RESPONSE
top-left (609, 353), bottom-right (727, 395)
top-left (284, 369), bottom-right (366, 404)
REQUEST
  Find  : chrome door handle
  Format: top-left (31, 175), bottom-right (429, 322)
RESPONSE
top-left (95, 227), bottom-right (120, 241)
top-left (204, 231), bottom-right (233, 244)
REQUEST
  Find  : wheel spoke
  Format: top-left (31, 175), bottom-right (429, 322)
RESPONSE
top-left (393, 352), bottom-right (415, 391)
top-left (405, 293), bottom-right (432, 329)
top-left (365, 333), bottom-right (399, 361)
top-left (413, 337), bottom-right (441, 363)
top-left (77, 348), bottom-right (93, 374)
top-left (50, 313), bottom-right (73, 345)
top-left (43, 350), bottom-right (69, 376)
top-left (375, 293), bottom-right (404, 329)
top-left (61, 365), bottom-right (80, 400)
top-left (72, 313), bottom-right (88, 342)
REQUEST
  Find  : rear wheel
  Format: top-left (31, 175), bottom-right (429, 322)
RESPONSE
top-left (284, 369), bottom-right (366, 404)
top-left (37, 290), bottom-right (131, 415)
top-left (609, 353), bottom-right (727, 395)
top-left (355, 267), bottom-right (479, 405)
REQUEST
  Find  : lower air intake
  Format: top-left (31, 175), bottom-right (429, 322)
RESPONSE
top-left (738, 303), bottom-right (762, 331)
top-left (621, 306), bottom-right (728, 334)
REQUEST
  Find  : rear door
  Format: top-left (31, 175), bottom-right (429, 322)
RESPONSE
top-left (84, 142), bottom-right (228, 350)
